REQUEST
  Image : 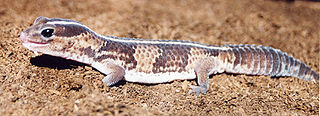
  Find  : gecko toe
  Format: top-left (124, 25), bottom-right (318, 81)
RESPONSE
top-left (189, 85), bottom-right (208, 98)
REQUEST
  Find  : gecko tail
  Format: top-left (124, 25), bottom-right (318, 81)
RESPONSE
top-left (219, 44), bottom-right (319, 81)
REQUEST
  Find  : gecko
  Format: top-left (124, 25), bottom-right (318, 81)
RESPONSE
top-left (20, 17), bottom-right (319, 97)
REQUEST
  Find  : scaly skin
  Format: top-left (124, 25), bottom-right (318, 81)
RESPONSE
top-left (20, 17), bottom-right (319, 97)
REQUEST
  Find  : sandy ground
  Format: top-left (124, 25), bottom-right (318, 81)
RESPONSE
top-left (0, 0), bottom-right (319, 115)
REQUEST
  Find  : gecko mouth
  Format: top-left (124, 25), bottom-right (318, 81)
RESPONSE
top-left (22, 40), bottom-right (49, 48)
top-left (26, 40), bottom-right (48, 44)
top-left (20, 32), bottom-right (48, 46)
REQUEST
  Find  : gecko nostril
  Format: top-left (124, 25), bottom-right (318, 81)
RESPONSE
top-left (20, 32), bottom-right (27, 42)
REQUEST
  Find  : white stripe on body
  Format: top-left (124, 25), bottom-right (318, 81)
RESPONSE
top-left (124, 69), bottom-right (196, 83)
top-left (47, 21), bottom-right (231, 50)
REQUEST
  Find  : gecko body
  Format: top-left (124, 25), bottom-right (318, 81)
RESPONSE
top-left (20, 17), bottom-right (319, 97)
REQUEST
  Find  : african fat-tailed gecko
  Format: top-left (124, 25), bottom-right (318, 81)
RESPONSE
top-left (20, 17), bottom-right (319, 97)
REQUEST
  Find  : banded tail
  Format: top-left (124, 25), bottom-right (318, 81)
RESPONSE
top-left (218, 45), bottom-right (319, 81)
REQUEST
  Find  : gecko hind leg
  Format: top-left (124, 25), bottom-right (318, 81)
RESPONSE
top-left (189, 57), bottom-right (215, 98)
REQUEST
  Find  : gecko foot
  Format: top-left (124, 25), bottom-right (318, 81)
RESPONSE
top-left (188, 85), bottom-right (208, 98)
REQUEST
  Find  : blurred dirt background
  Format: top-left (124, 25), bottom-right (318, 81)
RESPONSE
top-left (0, 0), bottom-right (319, 115)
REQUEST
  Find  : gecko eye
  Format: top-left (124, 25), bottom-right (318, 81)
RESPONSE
top-left (41, 28), bottom-right (55, 38)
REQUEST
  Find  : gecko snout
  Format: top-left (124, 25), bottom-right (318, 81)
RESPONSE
top-left (20, 32), bottom-right (28, 43)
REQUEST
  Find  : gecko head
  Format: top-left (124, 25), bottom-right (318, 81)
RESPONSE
top-left (20, 17), bottom-right (95, 56)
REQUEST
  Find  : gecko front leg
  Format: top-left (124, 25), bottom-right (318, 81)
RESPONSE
top-left (92, 62), bottom-right (125, 86)
top-left (189, 57), bottom-right (216, 97)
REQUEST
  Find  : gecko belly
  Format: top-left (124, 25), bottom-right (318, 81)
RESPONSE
top-left (124, 70), bottom-right (196, 83)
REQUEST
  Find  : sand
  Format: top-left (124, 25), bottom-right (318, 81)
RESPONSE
top-left (0, 0), bottom-right (319, 115)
